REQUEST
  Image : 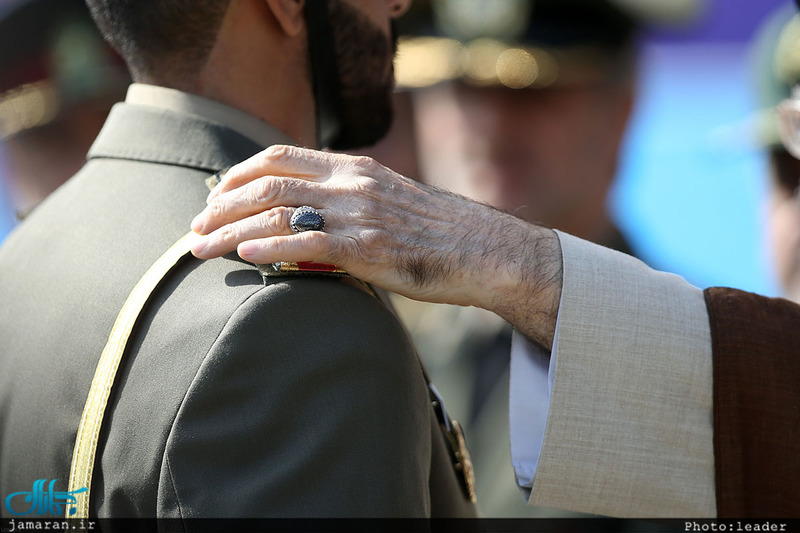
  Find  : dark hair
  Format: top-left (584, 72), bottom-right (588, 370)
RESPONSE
top-left (85, 0), bottom-right (230, 83)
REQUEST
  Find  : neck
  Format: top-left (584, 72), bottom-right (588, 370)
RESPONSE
top-left (172, 0), bottom-right (318, 148)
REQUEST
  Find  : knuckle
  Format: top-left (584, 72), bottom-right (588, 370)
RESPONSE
top-left (264, 144), bottom-right (290, 161)
top-left (217, 223), bottom-right (239, 242)
top-left (251, 177), bottom-right (280, 204)
top-left (259, 207), bottom-right (289, 232)
top-left (205, 200), bottom-right (226, 220)
top-left (351, 155), bottom-right (380, 172)
top-left (271, 207), bottom-right (292, 230)
top-left (358, 176), bottom-right (382, 195)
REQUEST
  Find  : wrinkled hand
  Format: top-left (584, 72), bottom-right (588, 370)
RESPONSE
top-left (190, 145), bottom-right (562, 349)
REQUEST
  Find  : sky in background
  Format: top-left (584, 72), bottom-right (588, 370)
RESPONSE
top-left (0, 0), bottom-right (798, 297)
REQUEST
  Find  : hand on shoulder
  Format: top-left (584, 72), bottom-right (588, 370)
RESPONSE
top-left (190, 145), bottom-right (563, 349)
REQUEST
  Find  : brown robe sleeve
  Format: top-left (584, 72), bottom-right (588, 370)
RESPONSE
top-left (704, 287), bottom-right (800, 517)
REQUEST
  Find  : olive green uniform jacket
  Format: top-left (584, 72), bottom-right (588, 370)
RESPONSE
top-left (0, 97), bottom-right (476, 519)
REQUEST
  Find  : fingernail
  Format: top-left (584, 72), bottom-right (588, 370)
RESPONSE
top-left (238, 242), bottom-right (258, 258)
top-left (189, 234), bottom-right (209, 257)
top-left (191, 212), bottom-right (206, 234)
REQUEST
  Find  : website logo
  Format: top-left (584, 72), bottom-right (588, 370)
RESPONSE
top-left (4, 480), bottom-right (87, 516)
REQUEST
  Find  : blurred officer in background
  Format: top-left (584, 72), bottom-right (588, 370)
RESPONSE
top-left (0, 0), bottom-right (129, 222)
top-left (376, 0), bottom-right (703, 517)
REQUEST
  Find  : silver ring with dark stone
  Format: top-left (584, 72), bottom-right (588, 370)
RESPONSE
top-left (290, 206), bottom-right (325, 233)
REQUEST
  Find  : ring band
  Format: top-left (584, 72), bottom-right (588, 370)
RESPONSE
top-left (290, 206), bottom-right (325, 233)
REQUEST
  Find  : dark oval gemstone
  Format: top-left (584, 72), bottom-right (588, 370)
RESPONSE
top-left (294, 211), bottom-right (324, 232)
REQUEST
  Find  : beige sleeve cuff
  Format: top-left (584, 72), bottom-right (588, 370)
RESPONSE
top-left (529, 231), bottom-right (715, 517)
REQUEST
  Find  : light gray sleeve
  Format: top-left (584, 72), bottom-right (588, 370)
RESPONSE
top-left (510, 230), bottom-right (715, 517)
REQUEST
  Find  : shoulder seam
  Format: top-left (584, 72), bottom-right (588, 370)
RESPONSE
top-left (158, 282), bottom-right (282, 507)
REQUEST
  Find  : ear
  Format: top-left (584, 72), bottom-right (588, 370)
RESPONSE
top-left (264, 0), bottom-right (306, 37)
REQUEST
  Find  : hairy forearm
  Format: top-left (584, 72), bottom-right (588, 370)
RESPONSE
top-left (484, 217), bottom-right (563, 351)
top-left (374, 182), bottom-right (563, 350)
top-left (417, 193), bottom-right (565, 349)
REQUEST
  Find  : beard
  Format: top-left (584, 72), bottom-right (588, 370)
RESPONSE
top-left (326, 0), bottom-right (397, 150)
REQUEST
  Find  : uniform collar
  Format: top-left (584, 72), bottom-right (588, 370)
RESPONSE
top-left (125, 83), bottom-right (295, 149)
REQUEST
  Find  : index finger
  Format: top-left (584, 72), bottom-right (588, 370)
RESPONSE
top-left (208, 144), bottom-right (343, 202)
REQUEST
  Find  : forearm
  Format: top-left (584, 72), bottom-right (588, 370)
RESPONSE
top-left (481, 216), bottom-right (562, 351)
top-left (378, 187), bottom-right (564, 349)
top-left (365, 182), bottom-right (564, 352)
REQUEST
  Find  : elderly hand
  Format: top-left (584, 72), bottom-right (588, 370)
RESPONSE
top-left (190, 145), bottom-right (562, 349)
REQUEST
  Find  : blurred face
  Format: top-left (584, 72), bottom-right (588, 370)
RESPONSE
top-left (328, 0), bottom-right (409, 149)
top-left (413, 79), bottom-right (633, 240)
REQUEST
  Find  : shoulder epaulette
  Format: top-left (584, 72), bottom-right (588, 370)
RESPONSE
top-left (259, 261), bottom-right (348, 277)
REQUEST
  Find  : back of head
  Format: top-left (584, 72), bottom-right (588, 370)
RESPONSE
top-left (85, 0), bottom-right (230, 85)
